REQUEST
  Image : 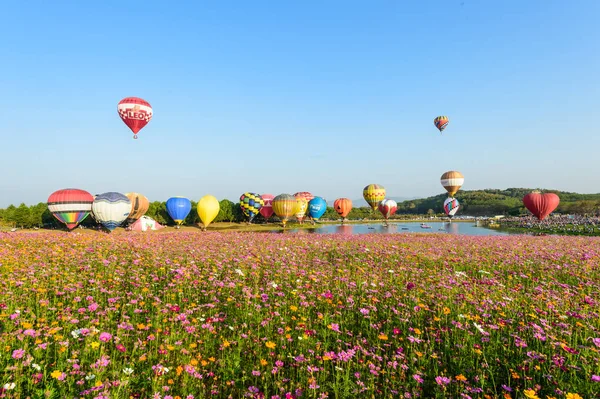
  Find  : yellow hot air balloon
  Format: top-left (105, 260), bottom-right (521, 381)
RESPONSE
top-left (125, 192), bottom-right (149, 220)
top-left (294, 197), bottom-right (309, 224)
top-left (197, 195), bottom-right (220, 229)
top-left (440, 171), bottom-right (464, 197)
top-left (272, 194), bottom-right (298, 227)
top-left (363, 184), bottom-right (386, 211)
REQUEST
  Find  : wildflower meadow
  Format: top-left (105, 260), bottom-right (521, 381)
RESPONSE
top-left (0, 231), bottom-right (598, 399)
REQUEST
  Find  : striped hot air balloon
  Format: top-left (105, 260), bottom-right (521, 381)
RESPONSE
top-left (363, 184), bottom-right (386, 211)
top-left (92, 192), bottom-right (132, 231)
top-left (240, 193), bottom-right (264, 223)
top-left (440, 171), bottom-right (464, 197)
top-left (272, 194), bottom-right (298, 227)
top-left (434, 116), bottom-right (449, 133)
top-left (443, 197), bottom-right (460, 219)
top-left (125, 192), bottom-right (149, 221)
top-left (333, 198), bottom-right (353, 221)
top-left (47, 189), bottom-right (94, 230)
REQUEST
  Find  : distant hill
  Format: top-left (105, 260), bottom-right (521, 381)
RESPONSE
top-left (396, 188), bottom-right (600, 216)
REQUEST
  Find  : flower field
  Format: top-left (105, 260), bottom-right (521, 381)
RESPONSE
top-left (0, 232), bottom-right (599, 399)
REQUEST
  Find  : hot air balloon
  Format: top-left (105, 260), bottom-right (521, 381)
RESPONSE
top-left (363, 184), bottom-right (386, 211)
top-left (166, 197), bottom-right (192, 227)
top-left (294, 197), bottom-right (309, 224)
top-left (259, 194), bottom-right (275, 221)
top-left (197, 195), bottom-right (220, 229)
top-left (91, 192), bottom-right (132, 231)
top-left (47, 188), bottom-right (94, 230)
top-left (118, 97), bottom-right (153, 139)
top-left (523, 191), bottom-right (560, 221)
top-left (334, 198), bottom-right (353, 222)
top-left (125, 192), bottom-right (149, 221)
top-left (308, 197), bottom-right (327, 222)
top-left (272, 194), bottom-right (297, 227)
top-left (378, 199), bottom-right (397, 224)
top-left (434, 116), bottom-right (449, 133)
top-left (440, 171), bottom-right (464, 197)
top-left (443, 197), bottom-right (460, 219)
top-left (239, 193), bottom-right (264, 224)
top-left (293, 192), bottom-right (315, 203)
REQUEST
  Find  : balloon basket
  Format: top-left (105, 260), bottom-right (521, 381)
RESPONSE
top-left (133, 134), bottom-right (138, 139)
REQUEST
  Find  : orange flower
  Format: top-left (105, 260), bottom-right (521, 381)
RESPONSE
top-left (266, 341), bottom-right (276, 349)
top-left (455, 374), bottom-right (467, 382)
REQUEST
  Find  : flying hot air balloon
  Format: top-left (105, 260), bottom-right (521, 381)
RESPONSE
top-left (47, 188), bottom-right (94, 230)
top-left (272, 194), bottom-right (297, 227)
top-left (118, 97), bottom-right (153, 139)
top-left (523, 191), bottom-right (560, 221)
top-left (363, 184), bottom-right (386, 211)
top-left (378, 199), bottom-right (397, 224)
top-left (440, 171), bottom-right (464, 197)
top-left (166, 197), bottom-right (192, 227)
top-left (434, 116), bottom-right (449, 133)
top-left (294, 196), bottom-right (309, 224)
top-left (125, 192), bottom-right (149, 221)
top-left (334, 198), bottom-right (353, 222)
top-left (240, 193), bottom-right (264, 224)
top-left (443, 197), bottom-right (460, 220)
top-left (91, 192), bottom-right (132, 231)
top-left (259, 194), bottom-right (275, 221)
top-left (197, 195), bottom-right (220, 229)
top-left (308, 197), bottom-right (327, 222)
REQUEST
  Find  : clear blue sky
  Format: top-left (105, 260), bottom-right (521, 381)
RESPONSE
top-left (1, 0), bottom-right (598, 207)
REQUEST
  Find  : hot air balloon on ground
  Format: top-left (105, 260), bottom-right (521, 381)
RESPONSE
top-left (523, 191), bottom-right (560, 221)
top-left (378, 199), bottom-right (397, 225)
top-left (92, 192), bottom-right (132, 232)
top-left (47, 189), bottom-right (94, 230)
top-left (293, 192), bottom-right (314, 203)
top-left (125, 192), bottom-right (149, 222)
top-left (443, 197), bottom-right (460, 220)
top-left (363, 184), bottom-right (386, 211)
top-left (308, 197), bottom-right (327, 223)
top-left (166, 197), bottom-right (192, 228)
top-left (334, 198), bottom-right (353, 223)
top-left (440, 171), bottom-right (464, 197)
top-left (259, 194), bottom-right (275, 221)
top-left (434, 116), bottom-right (449, 133)
top-left (272, 194), bottom-right (298, 227)
top-left (118, 97), bottom-right (153, 139)
top-left (197, 195), bottom-right (220, 230)
top-left (240, 193), bottom-right (264, 224)
top-left (294, 197), bottom-right (309, 224)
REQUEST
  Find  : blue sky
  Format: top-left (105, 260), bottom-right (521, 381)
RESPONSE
top-left (0, 0), bottom-right (598, 207)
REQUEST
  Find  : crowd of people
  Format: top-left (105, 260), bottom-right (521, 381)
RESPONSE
top-left (499, 214), bottom-right (600, 235)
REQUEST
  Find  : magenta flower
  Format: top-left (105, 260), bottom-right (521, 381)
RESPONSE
top-left (592, 338), bottom-right (600, 347)
top-left (592, 375), bottom-right (600, 382)
top-left (12, 349), bottom-right (25, 359)
top-left (435, 376), bottom-right (451, 386)
top-left (413, 374), bottom-right (423, 383)
top-left (99, 332), bottom-right (112, 342)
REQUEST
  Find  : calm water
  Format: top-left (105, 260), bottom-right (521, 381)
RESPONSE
top-left (273, 221), bottom-right (512, 236)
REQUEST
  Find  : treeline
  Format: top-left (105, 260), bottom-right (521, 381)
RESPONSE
top-left (0, 200), bottom-right (393, 229)
top-left (397, 188), bottom-right (600, 216)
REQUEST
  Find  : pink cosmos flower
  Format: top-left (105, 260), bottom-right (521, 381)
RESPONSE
top-left (99, 332), bottom-right (112, 342)
top-left (12, 349), bottom-right (25, 359)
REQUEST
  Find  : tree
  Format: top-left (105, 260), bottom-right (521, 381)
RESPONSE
top-left (215, 200), bottom-right (235, 222)
top-left (14, 203), bottom-right (31, 228)
top-left (426, 209), bottom-right (434, 216)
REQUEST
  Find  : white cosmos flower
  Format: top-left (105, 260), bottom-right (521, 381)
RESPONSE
top-left (123, 368), bottom-right (134, 375)
top-left (3, 383), bottom-right (16, 390)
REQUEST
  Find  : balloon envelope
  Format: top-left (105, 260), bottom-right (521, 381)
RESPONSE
top-left (197, 195), bottom-right (220, 228)
top-left (166, 197), bottom-right (192, 225)
top-left (293, 192), bottom-right (314, 203)
top-left (308, 197), bottom-right (327, 220)
top-left (294, 197), bottom-right (309, 221)
top-left (47, 188), bottom-right (94, 230)
top-left (118, 97), bottom-right (153, 139)
top-left (92, 192), bottom-right (131, 231)
top-left (434, 116), bottom-right (449, 133)
top-left (259, 194), bottom-right (275, 220)
top-left (334, 198), bottom-right (353, 218)
top-left (443, 197), bottom-right (460, 218)
top-left (240, 193), bottom-right (264, 223)
top-left (378, 199), bottom-right (397, 220)
top-left (125, 192), bottom-right (149, 220)
top-left (440, 171), bottom-right (464, 197)
top-left (272, 194), bottom-right (297, 226)
top-left (363, 184), bottom-right (386, 210)
top-left (523, 192), bottom-right (560, 221)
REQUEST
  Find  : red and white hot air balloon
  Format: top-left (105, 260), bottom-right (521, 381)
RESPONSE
top-left (117, 97), bottom-right (153, 139)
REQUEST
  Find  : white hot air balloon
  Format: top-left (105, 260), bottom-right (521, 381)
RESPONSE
top-left (92, 192), bottom-right (132, 231)
top-left (443, 197), bottom-right (460, 219)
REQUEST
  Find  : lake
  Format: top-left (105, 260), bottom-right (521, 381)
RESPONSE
top-left (273, 221), bottom-right (513, 236)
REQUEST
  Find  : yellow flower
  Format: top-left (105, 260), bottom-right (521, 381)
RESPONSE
top-left (176, 366), bottom-right (183, 376)
top-left (524, 389), bottom-right (539, 399)
top-left (290, 305), bottom-right (298, 312)
top-left (378, 334), bottom-right (388, 340)
top-left (167, 345), bottom-right (175, 351)
top-left (455, 374), bottom-right (467, 382)
top-left (190, 359), bottom-right (198, 366)
top-left (50, 370), bottom-right (62, 379)
top-left (95, 380), bottom-right (103, 387)
top-left (265, 341), bottom-right (276, 349)
top-left (201, 360), bottom-right (209, 366)
top-left (90, 342), bottom-right (100, 349)
top-left (322, 355), bottom-right (332, 361)
top-left (443, 307), bottom-right (451, 315)
top-left (222, 340), bottom-right (230, 348)
top-left (413, 328), bottom-right (421, 335)
top-left (208, 357), bottom-right (216, 362)
top-left (260, 359), bottom-right (268, 366)
top-left (566, 394), bottom-right (583, 399)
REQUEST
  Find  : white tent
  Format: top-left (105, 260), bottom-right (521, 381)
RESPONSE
top-left (128, 216), bottom-right (163, 232)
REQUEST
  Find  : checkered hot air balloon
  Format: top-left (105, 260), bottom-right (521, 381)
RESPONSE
top-left (240, 193), bottom-right (264, 223)
top-left (434, 116), bottom-right (449, 133)
top-left (47, 188), bottom-right (94, 230)
top-left (118, 97), bottom-right (153, 139)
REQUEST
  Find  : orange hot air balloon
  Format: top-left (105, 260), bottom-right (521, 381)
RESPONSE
top-left (440, 171), bottom-right (464, 197)
top-left (334, 198), bottom-right (353, 221)
top-left (125, 192), bottom-right (149, 221)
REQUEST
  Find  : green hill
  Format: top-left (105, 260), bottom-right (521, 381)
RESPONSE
top-left (396, 188), bottom-right (600, 216)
